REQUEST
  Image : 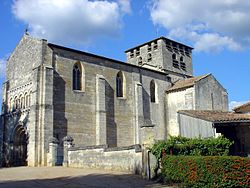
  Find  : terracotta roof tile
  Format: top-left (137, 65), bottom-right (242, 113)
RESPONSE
top-left (233, 101), bottom-right (250, 113)
top-left (166, 74), bottom-right (210, 93)
top-left (178, 110), bottom-right (250, 123)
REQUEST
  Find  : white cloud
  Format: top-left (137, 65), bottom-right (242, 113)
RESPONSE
top-left (229, 101), bottom-right (247, 111)
top-left (118, 0), bottom-right (131, 14)
top-left (12, 0), bottom-right (131, 46)
top-left (150, 0), bottom-right (250, 52)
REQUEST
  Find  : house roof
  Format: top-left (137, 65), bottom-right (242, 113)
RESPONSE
top-left (166, 74), bottom-right (210, 93)
top-left (233, 101), bottom-right (250, 113)
top-left (178, 110), bottom-right (250, 123)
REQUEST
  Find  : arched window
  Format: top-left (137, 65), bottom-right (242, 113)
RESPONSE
top-left (148, 44), bottom-right (152, 52)
top-left (24, 92), bottom-right (28, 108)
top-left (72, 62), bottom-right (85, 91)
top-left (180, 56), bottom-right (184, 62)
top-left (9, 98), bottom-right (13, 112)
top-left (28, 91), bottom-right (31, 107)
top-left (116, 71), bottom-right (125, 97)
top-left (24, 91), bottom-right (31, 108)
top-left (17, 98), bottom-right (20, 109)
top-left (180, 56), bottom-right (186, 71)
top-left (153, 41), bottom-right (158, 50)
top-left (138, 57), bottom-right (142, 65)
top-left (135, 48), bottom-right (140, 56)
top-left (150, 80), bottom-right (157, 103)
top-left (172, 53), bottom-right (177, 60)
top-left (14, 96), bottom-right (18, 110)
top-left (172, 53), bottom-right (179, 68)
top-left (73, 63), bottom-right (81, 90)
top-left (20, 94), bottom-right (24, 109)
top-left (148, 53), bottom-right (152, 62)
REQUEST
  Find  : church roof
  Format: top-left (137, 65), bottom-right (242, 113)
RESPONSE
top-left (166, 74), bottom-right (210, 93)
top-left (233, 101), bottom-right (250, 113)
top-left (48, 43), bottom-right (169, 76)
top-left (178, 110), bottom-right (250, 123)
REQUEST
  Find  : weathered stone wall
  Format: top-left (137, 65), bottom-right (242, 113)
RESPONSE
top-left (166, 74), bottom-right (228, 137)
top-left (1, 34), bottom-right (45, 167)
top-left (126, 38), bottom-right (193, 77)
top-left (67, 145), bottom-right (142, 173)
top-left (6, 34), bottom-right (43, 87)
top-left (0, 82), bottom-right (7, 166)
top-left (178, 113), bottom-right (217, 138)
top-left (1, 34), bottom-right (55, 167)
top-left (162, 40), bottom-right (193, 77)
top-left (50, 46), bottom-right (172, 152)
top-left (195, 75), bottom-right (228, 111)
top-left (126, 39), bottom-right (164, 72)
top-left (167, 87), bottom-right (195, 136)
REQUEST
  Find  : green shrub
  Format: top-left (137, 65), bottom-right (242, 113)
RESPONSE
top-left (162, 155), bottom-right (250, 187)
top-left (150, 136), bottom-right (233, 159)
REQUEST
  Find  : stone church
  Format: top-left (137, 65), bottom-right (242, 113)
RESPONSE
top-left (0, 33), bottom-right (229, 170)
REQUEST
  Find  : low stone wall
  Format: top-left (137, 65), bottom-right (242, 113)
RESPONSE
top-left (67, 145), bottom-right (142, 174)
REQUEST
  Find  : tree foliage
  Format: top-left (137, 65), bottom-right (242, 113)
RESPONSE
top-left (150, 136), bottom-right (234, 159)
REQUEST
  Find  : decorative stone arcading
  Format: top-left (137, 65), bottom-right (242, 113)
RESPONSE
top-left (7, 82), bottom-right (32, 95)
top-left (6, 82), bottom-right (33, 113)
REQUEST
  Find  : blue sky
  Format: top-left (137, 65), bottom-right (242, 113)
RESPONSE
top-left (0, 0), bottom-right (250, 110)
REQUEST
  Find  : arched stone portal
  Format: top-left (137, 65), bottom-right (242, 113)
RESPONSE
top-left (12, 124), bottom-right (28, 166)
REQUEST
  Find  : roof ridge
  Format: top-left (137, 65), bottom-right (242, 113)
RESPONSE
top-left (178, 109), bottom-right (250, 123)
top-left (166, 74), bottom-right (211, 93)
top-left (233, 101), bottom-right (250, 111)
top-left (195, 73), bottom-right (211, 82)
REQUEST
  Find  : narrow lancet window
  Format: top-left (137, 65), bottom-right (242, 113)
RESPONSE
top-left (180, 56), bottom-right (186, 71)
top-left (148, 53), bottom-right (152, 62)
top-left (150, 80), bottom-right (156, 103)
top-left (73, 63), bottom-right (82, 91)
top-left (116, 71), bottom-right (125, 97)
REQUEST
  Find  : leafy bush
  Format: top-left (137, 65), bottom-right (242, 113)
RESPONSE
top-left (162, 155), bottom-right (250, 187)
top-left (150, 136), bottom-right (233, 159)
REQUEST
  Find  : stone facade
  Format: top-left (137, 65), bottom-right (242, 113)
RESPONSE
top-left (0, 34), bottom-right (228, 170)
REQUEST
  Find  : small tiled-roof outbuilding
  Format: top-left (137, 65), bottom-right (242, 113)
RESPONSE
top-left (233, 102), bottom-right (250, 113)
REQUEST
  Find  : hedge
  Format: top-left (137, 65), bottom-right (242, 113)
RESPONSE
top-left (151, 136), bottom-right (233, 159)
top-left (162, 155), bottom-right (250, 187)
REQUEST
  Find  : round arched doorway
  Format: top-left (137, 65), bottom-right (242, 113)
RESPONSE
top-left (12, 124), bottom-right (28, 166)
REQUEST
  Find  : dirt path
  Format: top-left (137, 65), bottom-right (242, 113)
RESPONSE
top-left (0, 167), bottom-right (172, 188)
